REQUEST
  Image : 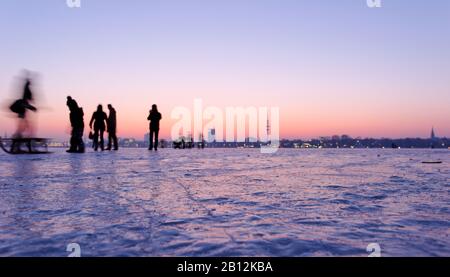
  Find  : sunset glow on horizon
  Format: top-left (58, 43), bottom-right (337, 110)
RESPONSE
top-left (1, 0), bottom-right (449, 141)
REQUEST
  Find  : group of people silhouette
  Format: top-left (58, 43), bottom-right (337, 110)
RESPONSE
top-left (6, 73), bottom-right (162, 153)
top-left (66, 96), bottom-right (161, 153)
top-left (88, 104), bottom-right (117, 152)
top-left (66, 97), bottom-right (119, 153)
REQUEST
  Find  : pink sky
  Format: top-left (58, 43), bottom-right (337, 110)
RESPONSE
top-left (0, 1), bottom-right (449, 140)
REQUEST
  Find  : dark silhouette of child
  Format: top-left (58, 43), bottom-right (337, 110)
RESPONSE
top-left (89, 105), bottom-right (108, 151)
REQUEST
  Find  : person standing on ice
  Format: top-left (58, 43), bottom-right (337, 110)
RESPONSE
top-left (89, 104), bottom-right (108, 151)
top-left (147, 104), bottom-right (162, 151)
top-left (106, 104), bottom-right (118, 151)
top-left (66, 96), bottom-right (85, 153)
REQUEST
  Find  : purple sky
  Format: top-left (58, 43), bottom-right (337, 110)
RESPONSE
top-left (1, 0), bottom-right (449, 139)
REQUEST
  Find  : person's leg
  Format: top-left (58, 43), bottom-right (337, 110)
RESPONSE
top-left (154, 129), bottom-right (159, 151)
top-left (77, 127), bottom-right (85, 153)
top-left (69, 129), bottom-right (77, 152)
top-left (149, 129), bottom-right (154, 150)
top-left (113, 132), bottom-right (118, 150)
top-left (13, 118), bottom-right (26, 151)
top-left (100, 130), bottom-right (104, 151)
top-left (27, 141), bottom-right (32, 152)
top-left (15, 118), bottom-right (30, 151)
top-left (24, 117), bottom-right (36, 138)
top-left (107, 132), bottom-right (112, 150)
top-left (93, 129), bottom-right (99, 151)
top-left (23, 118), bottom-right (30, 137)
top-left (14, 118), bottom-right (26, 138)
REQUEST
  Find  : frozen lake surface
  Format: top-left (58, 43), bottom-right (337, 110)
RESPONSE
top-left (0, 148), bottom-right (449, 256)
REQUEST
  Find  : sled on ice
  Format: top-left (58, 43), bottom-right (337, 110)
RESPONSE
top-left (0, 137), bottom-right (51, 154)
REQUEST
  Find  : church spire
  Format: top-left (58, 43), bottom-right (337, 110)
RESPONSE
top-left (431, 127), bottom-right (436, 140)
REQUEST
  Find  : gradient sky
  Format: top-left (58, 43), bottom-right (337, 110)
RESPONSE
top-left (1, 0), bottom-right (449, 140)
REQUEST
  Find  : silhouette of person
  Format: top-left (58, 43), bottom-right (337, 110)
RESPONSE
top-left (10, 77), bottom-right (37, 139)
top-left (66, 96), bottom-right (85, 153)
top-left (147, 104), bottom-right (162, 151)
top-left (9, 76), bottom-right (38, 152)
top-left (89, 105), bottom-right (108, 151)
top-left (106, 104), bottom-right (118, 151)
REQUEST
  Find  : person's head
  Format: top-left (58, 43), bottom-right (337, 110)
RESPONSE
top-left (108, 104), bottom-right (113, 110)
top-left (24, 78), bottom-right (31, 88)
top-left (152, 104), bottom-right (157, 111)
top-left (97, 104), bottom-right (103, 112)
top-left (66, 96), bottom-right (77, 109)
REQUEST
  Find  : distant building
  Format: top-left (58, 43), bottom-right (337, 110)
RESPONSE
top-left (120, 138), bottom-right (139, 148)
top-left (144, 133), bottom-right (149, 146)
top-left (431, 127), bottom-right (437, 140)
top-left (331, 135), bottom-right (341, 141)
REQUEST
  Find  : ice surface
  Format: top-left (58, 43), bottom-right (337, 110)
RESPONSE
top-left (0, 148), bottom-right (449, 256)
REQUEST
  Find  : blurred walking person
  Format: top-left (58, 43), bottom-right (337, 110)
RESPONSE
top-left (10, 76), bottom-right (37, 139)
top-left (66, 96), bottom-right (85, 153)
top-left (147, 104), bottom-right (162, 151)
top-left (89, 105), bottom-right (108, 151)
top-left (106, 104), bottom-right (118, 151)
top-left (8, 74), bottom-right (38, 152)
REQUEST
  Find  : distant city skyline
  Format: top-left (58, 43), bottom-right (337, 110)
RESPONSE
top-left (44, 132), bottom-right (450, 150)
top-left (31, 126), bottom-right (447, 145)
top-left (1, 0), bottom-right (449, 140)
